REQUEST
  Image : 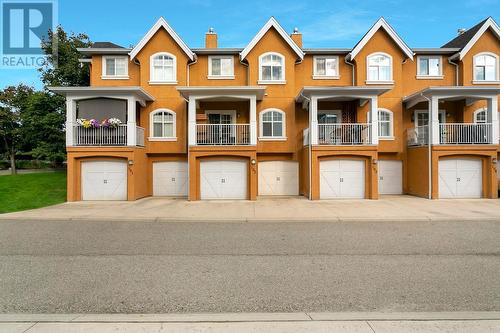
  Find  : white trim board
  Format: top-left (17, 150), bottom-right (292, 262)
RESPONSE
top-left (348, 17), bottom-right (413, 61)
top-left (130, 17), bottom-right (194, 61)
top-left (240, 17), bottom-right (304, 61)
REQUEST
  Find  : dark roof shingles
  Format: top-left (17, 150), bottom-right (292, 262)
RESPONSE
top-left (90, 42), bottom-right (125, 49)
top-left (441, 18), bottom-right (488, 49)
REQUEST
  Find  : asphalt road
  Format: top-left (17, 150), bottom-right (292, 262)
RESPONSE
top-left (0, 219), bottom-right (499, 313)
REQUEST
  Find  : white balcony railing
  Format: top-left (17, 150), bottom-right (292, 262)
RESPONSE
top-left (407, 125), bottom-right (429, 146)
top-left (73, 124), bottom-right (144, 146)
top-left (317, 123), bottom-right (372, 145)
top-left (196, 124), bottom-right (250, 145)
top-left (439, 123), bottom-right (492, 144)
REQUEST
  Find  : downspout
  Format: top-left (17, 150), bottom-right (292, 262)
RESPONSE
top-left (448, 57), bottom-right (459, 86)
top-left (345, 55), bottom-right (355, 85)
top-left (300, 91), bottom-right (312, 200)
top-left (421, 93), bottom-right (432, 199)
top-left (185, 55), bottom-right (196, 200)
top-left (187, 55), bottom-right (198, 87)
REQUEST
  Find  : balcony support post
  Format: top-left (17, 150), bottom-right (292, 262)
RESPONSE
top-left (309, 96), bottom-right (318, 145)
top-left (249, 95), bottom-right (257, 145)
top-left (430, 96), bottom-right (440, 145)
top-left (188, 96), bottom-right (197, 146)
top-left (126, 97), bottom-right (136, 146)
top-left (487, 96), bottom-right (499, 144)
top-left (65, 97), bottom-right (76, 146)
top-left (369, 97), bottom-right (378, 145)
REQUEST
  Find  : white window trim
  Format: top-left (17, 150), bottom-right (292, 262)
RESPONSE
top-left (472, 52), bottom-right (500, 84)
top-left (473, 107), bottom-right (487, 123)
top-left (208, 55), bottom-right (235, 79)
top-left (414, 110), bottom-right (446, 128)
top-left (101, 56), bottom-right (129, 79)
top-left (365, 52), bottom-right (394, 84)
top-left (149, 109), bottom-right (177, 141)
top-left (258, 52), bottom-right (286, 85)
top-left (149, 52), bottom-right (177, 84)
top-left (259, 108), bottom-right (287, 140)
top-left (416, 55), bottom-right (443, 79)
top-left (205, 110), bottom-right (237, 123)
top-left (312, 55), bottom-right (340, 80)
top-left (376, 108), bottom-right (394, 140)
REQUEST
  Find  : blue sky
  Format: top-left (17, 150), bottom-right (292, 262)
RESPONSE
top-left (1, 0), bottom-right (499, 89)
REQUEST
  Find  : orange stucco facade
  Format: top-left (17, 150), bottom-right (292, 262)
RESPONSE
top-left (62, 17), bottom-right (500, 201)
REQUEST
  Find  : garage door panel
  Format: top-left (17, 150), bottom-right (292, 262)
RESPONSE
top-left (201, 160), bottom-right (247, 199)
top-left (258, 161), bottom-right (299, 196)
top-left (82, 161), bottom-right (127, 201)
top-left (320, 170), bottom-right (341, 198)
top-left (439, 158), bottom-right (482, 198)
top-left (379, 160), bottom-right (403, 195)
top-left (153, 162), bottom-right (188, 196)
top-left (320, 159), bottom-right (364, 199)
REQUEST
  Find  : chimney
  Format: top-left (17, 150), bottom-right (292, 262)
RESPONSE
top-left (457, 28), bottom-right (467, 35)
top-left (291, 27), bottom-right (302, 48)
top-left (205, 27), bottom-right (217, 48)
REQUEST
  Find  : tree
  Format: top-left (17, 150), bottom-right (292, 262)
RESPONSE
top-left (39, 26), bottom-right (92, 87)
top-left (0, 85), bottom-right (35, 174)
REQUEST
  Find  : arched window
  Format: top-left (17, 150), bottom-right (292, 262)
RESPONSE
top-left (367, 52), bottom-right (392, 82)
top-left (259, 52), bottom-right (285, 83)
top-left (260, 109), bottom-right (286, 139)
top-left (474, 53), bottom-right (498, 82)
top-left (150, 52), bottom-right (176, 83)
top-left (150, 109), bottom-right (176, 139)
top-left (474, 108), bottom-right (487, 123)
top-left (368, 109), bottom-right (394, 138)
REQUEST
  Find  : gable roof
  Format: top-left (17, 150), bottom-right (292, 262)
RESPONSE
top-left (442, 17), bottom-right (500, 60)
top-left (240, 17), bottom-right (304, 60)
top-left (348, 17), bottom-right (413, 60)
top-left (91, 42), bottom-right (125, 49)
top-left (129, 17), bottom-right (194, 61)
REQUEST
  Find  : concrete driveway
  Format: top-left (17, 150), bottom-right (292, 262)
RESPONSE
top-left (1, 195), bottom-right (500, 222)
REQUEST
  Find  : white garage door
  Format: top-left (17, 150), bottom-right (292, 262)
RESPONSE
top-left (258, 161), bottom-right (299, 196)
top-left (81, 160), bottom-right (127, 200)
top-left (200, 160), bottom-right (247, 199)
top-left (153, 161), bottom-right (188, 196)
top-left (439, 158), bottom-right (482, 198)
top-left (379, 160), bottom-right (403, 195)
top-left (320, 159), bottom-right (365, 199)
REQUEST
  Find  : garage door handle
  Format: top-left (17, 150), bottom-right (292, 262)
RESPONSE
top-left (103, 179), bottom-right (108, 184)
top-left (457, 177), bottom-right (460, 182)
top-left (171, 177), bottom-right (176, 182)
top-left (340, 178), bottom-right (344, 182)
top-left (276, 177), bottom-right (280, 181)
top-left (379, 176), bottom-right (384, 180)
top-left (221, 179), bottom-right (226, 183)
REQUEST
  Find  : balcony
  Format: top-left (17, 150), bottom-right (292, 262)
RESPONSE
top-left (407, 123), bottom-right (493, 146)
top-left (74, 124), bottom-right (145, 147)
top-left (317, 123), bottom-right (373, 145)
top-left (196, 124), bottom-right (250, 145)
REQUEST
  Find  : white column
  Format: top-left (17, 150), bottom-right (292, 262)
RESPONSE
top-left (249, 95), bottom-right (257, 145)
top-left (487, 96), bottom-right (499, 144)
top-left (188, 96), bottom-right (197, 146)
top-left (370, 97), bottom-right (379, 145)
top-left (127, 97), bottom-right (136, 146)
top-left (65, 97), bottom-right (76, 146)
top-left (309, 96), bottom-right (318, 145)
top-left (430, 96), bottom-right (440, 145)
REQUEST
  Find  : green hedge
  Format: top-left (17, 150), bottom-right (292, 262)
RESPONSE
top-left (0, 160), bottom-right (55, 170)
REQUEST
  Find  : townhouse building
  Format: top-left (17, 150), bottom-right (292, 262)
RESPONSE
top-left (50, 16), bottom-right (500, 201)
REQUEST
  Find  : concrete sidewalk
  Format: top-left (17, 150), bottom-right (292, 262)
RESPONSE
top-left (1, 195), bottom-right (500, 222)
top-left (1, 312), bottom-right (499, 332)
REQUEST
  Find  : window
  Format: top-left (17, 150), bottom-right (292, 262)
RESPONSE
top-left (260, 109), bottom-right (285, 139)
top-left (150, 53), bottom-right (176, 83)
top-left (417, 56), bottom-right (442, 78)
top-left (313, 56), bottom-right (339, 79)
top-left (366, 53), bottom-right (392, 83)
top-left (474, 108), bottom-right (487, 123)
top-left (473, 53), bottom-right (499, 82)
top-left (367, 109), bottom-right (393, 139)
top-left (150, 109), bottom-right (176, 140)
top-left (208, 56), bottom-right (234, 78)
top-left (259, 52), bottom-right (285, 83)
top-left (102, 56), bottom-right (128, 78)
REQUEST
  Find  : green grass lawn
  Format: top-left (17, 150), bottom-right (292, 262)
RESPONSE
top-left (0, 172), bottom-right (67, 213)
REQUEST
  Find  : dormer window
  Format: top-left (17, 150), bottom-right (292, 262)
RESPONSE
top-left (473, 52), bottom-right (499, 83)
top-left (258, 52), bottom-right (285, 84)
top-left (366, 52), bottom-right (393, 84)
top-left (150, 52), bottom-right (177, 84)
top-left (417, 56), bottom-right (442, 79)
top-left (102, 56), bottom-right (128, 79)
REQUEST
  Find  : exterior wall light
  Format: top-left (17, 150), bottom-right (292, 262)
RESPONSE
top-left (251, 159), bottom-right (257, 165)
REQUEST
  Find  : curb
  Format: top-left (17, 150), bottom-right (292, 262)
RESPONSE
top-left (0, 312), bottom-right (499, 323)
